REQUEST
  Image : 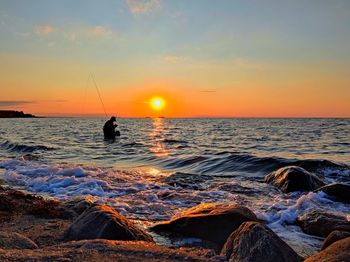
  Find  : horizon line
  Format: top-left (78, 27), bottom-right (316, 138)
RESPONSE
top-left (30, 115), bottom-right (350, 119)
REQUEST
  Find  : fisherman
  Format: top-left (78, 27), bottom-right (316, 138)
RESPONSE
top-left (103, 116), bottom-right (120, 138)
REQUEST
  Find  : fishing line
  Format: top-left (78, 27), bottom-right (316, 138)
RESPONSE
top-left (81, 75), bottom-right (90, 115)
top-left (90, 72), bottom-right (108, 118)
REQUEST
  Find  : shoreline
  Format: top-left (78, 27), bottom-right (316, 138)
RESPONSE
top-left (0, 183), bottom-right (219, 261)
top-left (1, 175), bottom-right (349, 261)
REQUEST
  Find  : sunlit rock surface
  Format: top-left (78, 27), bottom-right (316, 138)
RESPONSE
top-left (151, 203), bottom-right (258, 248)
top-left (221, 222), bottom-right (301, 262)
top-left (321, 230), bottom-right (350, 250)
top-left (305, 237), bottom-right (350, 262)
top-left (65, 204), bottom-right (154, 242)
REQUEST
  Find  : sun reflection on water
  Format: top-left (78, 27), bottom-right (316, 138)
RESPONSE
top-left (149, 118), bottom-right (168, 157)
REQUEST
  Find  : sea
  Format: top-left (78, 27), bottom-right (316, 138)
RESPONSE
top-left (0, 118), bottom-right (349, 257)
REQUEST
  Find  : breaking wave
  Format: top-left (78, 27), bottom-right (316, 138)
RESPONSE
top-left (0, 140), bottom-right (55, 153)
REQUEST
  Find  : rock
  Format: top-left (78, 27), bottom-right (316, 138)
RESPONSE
top-left (321, 230), bottom-right (350, 250)
top-left (0, 231), bottom-right (38, 249)
top-left (150, 203), bottom-right (258, 248)
top-left (0, 239), bottom-right (218, 261)
top-left (160, 172), bottom-right (213, 190)
top-left (0, 187), bottom-right (64, 218)
top-left (64, 204), bottom-right (153, 242)
top-left (62, 197), bottom-right (94, 216)
top-left (316, 183), bottom-right (350, 203)
top-left (220, 222), bottom-right (301, 262)
top-left (305, 237), bottom-right (350, 262)
top-left (264, 166), bottom-right (325, 193)
top-left (296, 210), bottom-right (350, 237)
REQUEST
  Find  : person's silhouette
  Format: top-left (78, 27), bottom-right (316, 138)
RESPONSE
top-left (103, 116), bottom-right (120, 138)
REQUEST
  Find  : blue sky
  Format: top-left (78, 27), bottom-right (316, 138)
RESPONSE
top-left (1, 0), bottom-right (349, 62)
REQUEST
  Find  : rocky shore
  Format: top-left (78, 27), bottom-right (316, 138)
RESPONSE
top-left (0, 185), bottom-right (218, 261)
top-left (0, 165), bottom-right (349, 261)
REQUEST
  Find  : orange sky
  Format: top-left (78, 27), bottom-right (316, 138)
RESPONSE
top-left (1, 1), bottom-right (350, 117)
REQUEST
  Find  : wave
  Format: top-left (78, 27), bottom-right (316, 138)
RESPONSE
top-left (162, 139), bottom-right (188, 144)
top-left (0, 140), bottom-right (55, 153)
top-left (140, 152), bottom-right (349, 178)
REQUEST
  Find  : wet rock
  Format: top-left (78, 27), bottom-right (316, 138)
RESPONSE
top-left (264, 166), bottom-right (325, 193)
top-left (0, 187), bottom-right (64, 218)
top-left (305, 237), bottom-right (350, 262)
top-left (296, 209), bottom-right (350, 237)
top-left (150, 203), bottom-right (258, 248)
top-left (160, 172), bottom-right (213, 190)
top-left (220, 222), bottom-right (301, 262)
top-left (213, 183), bottom-right (261, 195)
top-left (65, 204), bottom-right (153, 242)
top-left (0, 231), bottom-right (38, 249)
top-left (321, 230), bottom-right (350, 250)
top-left (316, 183), bottom-right (350, 203)
top-left (62, 197), bottom-right (94, 216)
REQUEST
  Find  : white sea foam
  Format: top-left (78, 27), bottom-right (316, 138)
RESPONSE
top-left (1, 157), bottom-right (349, 258)
top-left (252, 190), bottom-right (350, 257)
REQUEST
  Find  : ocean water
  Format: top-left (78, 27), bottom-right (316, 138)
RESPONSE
top-left (0, 118), bottom-right (349, 257)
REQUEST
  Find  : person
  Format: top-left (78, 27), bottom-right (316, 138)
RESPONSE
top-left (103, 116), bottom-right (120, 138)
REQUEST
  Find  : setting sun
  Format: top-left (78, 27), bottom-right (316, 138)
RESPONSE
top-left (150, 97), bottom-right (166, 111)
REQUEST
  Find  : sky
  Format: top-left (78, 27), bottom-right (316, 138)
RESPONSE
top-left (0, 0), bottom-right (349, 117)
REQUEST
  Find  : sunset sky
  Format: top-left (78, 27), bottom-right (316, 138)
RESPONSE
top-left (0, 0), bottom-right (349, 117)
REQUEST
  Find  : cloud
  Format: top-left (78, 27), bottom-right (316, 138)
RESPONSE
top-left (0, 100), bottom-right (35, 107)
top-left (200, 90), bottom-right (216, 93)
top-left (66, 32), bottom-right (77, 41)
top-left (0, 100), bottom-right (67, 108)
top-left (162, 55), bottom-right (187, 63)
top-left (89, 26), bottom-right (112, 37)
top-left (35, 24), bottom-right (55, 35)
top-left (125, 0), bottom-right (161, 15)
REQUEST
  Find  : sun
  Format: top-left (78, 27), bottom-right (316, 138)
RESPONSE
top-left (150, 97), bottom-right (166, 111)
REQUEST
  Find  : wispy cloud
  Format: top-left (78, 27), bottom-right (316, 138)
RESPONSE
top-left (125, 0), bottom-right (161, 15)
top-left (162, 55), bottom-right (187, 63)
top-left (34, 24), bottom-right (55, 35)
top-left (0, 100), bottom-right (35, 107)
top-left (0, 100), bottom-right (67, 108)
top-left (200, 90), bottom-right (216, 93)
top-left (89, 26), bottom-right (112, 37)
top-left (65, 32), bottom-right (77, 41)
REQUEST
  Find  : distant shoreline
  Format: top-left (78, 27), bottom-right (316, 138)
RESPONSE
top-left (0, 110), bottom-right (36, 118)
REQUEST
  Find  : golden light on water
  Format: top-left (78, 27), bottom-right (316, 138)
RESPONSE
top-left (149, 118), bottom-right (168, 157)
top-left (150, 97), bottom-right (166, 111)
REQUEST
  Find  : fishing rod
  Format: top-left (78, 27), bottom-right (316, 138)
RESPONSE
top-left (89, 72), bottom-right (108, 118)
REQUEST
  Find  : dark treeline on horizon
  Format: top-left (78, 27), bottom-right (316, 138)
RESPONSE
top-left (0, 110), bottom-right (36, 118)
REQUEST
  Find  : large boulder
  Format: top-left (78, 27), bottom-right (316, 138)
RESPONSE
top-left (296, 209), bottom-right (350, 237)
top-left (150, 203), bottom-right (258, 248)
top-left (321, 230), bottom-right (350, 250)
top-left (316, 183), bottom-right (350, 203)
top-left (220, 222), bottom-right (301, 262)
top-left (305, 237), bottom-right (350, 262)
top-left (0, 231), bottom-right (38, 249)
top-left (65, 204), bottom-right (153, 242)
top-left (265, 166), bottom-right (325, 193)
